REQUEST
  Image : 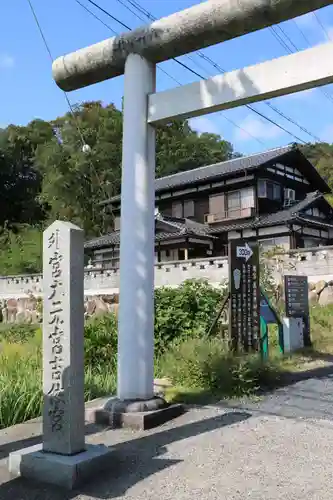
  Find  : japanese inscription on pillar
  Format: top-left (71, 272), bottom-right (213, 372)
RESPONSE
top-left (43, 220), bottom-right (85, 456)
top-left (229, 240), bottom-right (260, 352)
top-left (46, 228), bottom-right (65, 433)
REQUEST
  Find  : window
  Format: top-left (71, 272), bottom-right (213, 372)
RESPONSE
top-left (258, 180), bottom-right (266, 197)
top-left (209, 194), bottom-right (225, 215)
top-left (183, 200), bottom-right (195, 218)
top-left (273, 183), bottom-right (281, 200)
top-left (227, 191), bottom-right (241, 211)
top-left (258, 180), bottom-right (281, 200)
top-left (266, 182), bottom-right (274, 200)
top-left (172, 202), bottom-right (182, 218)
top-left (240, 187), bottom-right (254, 209)
top-left (172, 200), bottom-right (194, 218)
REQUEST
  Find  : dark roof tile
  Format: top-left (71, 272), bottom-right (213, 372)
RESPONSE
top-left (84, 213), bottom-right (215, 250)
top-left (102, 145), bottom-right (295, 205)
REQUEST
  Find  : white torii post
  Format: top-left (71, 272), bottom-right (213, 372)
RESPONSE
top-left (118, 54), bottom-right (156, 400)
top-left (52, 0), bottom-right (333, 404)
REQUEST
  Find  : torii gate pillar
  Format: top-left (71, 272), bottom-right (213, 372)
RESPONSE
top-left (117, 54), bottom-right (156, 401)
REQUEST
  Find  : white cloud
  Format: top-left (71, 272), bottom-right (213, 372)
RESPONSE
top-left (188, 116), bottom-right (220, 135)
top-left (0, 54), bottom-right (14, 70)
top-left (234, 115), bottom-right (284, 142)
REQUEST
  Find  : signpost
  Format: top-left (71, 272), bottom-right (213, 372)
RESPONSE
top-left (260, 288), bottom-right (284, 359)
top-left (284, 275), bottom-right (309, 318)
top-left (284, 275), bottom-right (311, 346)
top-left (229, 240), bottom-right (260, 352)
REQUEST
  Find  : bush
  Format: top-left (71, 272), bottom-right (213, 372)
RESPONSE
top-left (154, 279), bottom-right (223, 353)
top-left (160, 338), bottom-right (282, 398)
top-left (84, 313), bottom-right (118, 368)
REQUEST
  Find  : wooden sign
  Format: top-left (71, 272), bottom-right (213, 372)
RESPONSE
top-left (229, 240), bottom-right (260, 352)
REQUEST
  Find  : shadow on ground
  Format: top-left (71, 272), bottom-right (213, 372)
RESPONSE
top-left (0, 423), bottom-right (103, 460)
top-left (0, 410), bottom-right (251, 499)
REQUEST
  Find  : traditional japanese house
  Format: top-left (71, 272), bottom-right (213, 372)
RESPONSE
top-left (85, 145), bottom-right (333, 267)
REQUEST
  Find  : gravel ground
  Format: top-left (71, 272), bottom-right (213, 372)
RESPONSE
top-left (1, 375), bottom-right (333, 499)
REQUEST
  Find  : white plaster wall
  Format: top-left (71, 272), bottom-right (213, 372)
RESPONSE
top-left (1, 247), bottom-right (333, 299)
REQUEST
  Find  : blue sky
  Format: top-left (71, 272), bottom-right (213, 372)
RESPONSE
top-left (2, 0), bottom-right (333, 155)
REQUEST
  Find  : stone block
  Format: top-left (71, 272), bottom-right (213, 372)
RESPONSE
top-left (318, 286), bottom-right (333, 306)
top-left (9, 443), bottom-right (114, 490)
top-left (315, 280), bottom-right (327, 295)
top-left (86, 396), bottom-right (185, 431)
top-left (308, 291), bottom-right (318, 305)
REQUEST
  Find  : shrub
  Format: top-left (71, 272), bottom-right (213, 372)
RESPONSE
top-left (160, 338), bottom-right (282, 398)
top-left (154, 279), bottom-right (223, 353)
top-left (84, 313), bottom-right (118, 368)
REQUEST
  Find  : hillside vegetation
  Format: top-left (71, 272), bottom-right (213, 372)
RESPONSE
top-left (0, 101), bottom-right (237, 274)
top-left (0, 100), bottom-right (332, 275)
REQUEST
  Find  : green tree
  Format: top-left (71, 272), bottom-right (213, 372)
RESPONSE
top-left (0, 126), bottom-right (47, 227)
top-left (34, 102), bottom-right (237, 235)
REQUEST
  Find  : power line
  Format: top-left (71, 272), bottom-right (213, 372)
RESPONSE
top-left (313, 11), bottom-right (331, 41)
top-left (86, 0), bottom-right (131, 29)
top-left (275, 24), bottom-right (299, 51)
top-left (265, 102), bottom-right (321, 142)
top-left (27, 0), bottom-right (86, 146)
top-left (73, 0), bottom-right (267, 146)
top-left (26, 0), bottom-right (111, 217)
top-left (277, 19), bottom-right (333, 105)
top-left (108, 0), bottom-right (147, 23)
top-left (106, 0), bottom-right (311, 144)
top-left (270, 25), bottom-right (293, 53)
top-left (74, 0), bottom-right (117, 34)
top-left (117, 0), bottom-right (317, 144)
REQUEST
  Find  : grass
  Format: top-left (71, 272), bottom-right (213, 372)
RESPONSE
top-left (0, 328), bottom-right (116, 430)
top-left (1, 304), bottom-right (333, 428)
top-left (164, 306), bottom-right (333, 405)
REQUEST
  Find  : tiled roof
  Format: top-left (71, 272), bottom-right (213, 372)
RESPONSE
top-left (102, 145), bottom-right (295, 205)
top-left (84, 213), bottom-right (215, 250)
top-left (154, 145), bottom-right (294, 192)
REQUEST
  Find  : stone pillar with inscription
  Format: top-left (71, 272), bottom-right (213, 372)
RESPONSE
top-left (8, 221), bottom-right (114, 490)
top-left (42, 221), bottom-right (85, 455)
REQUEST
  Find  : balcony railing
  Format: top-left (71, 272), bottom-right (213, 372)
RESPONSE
top-left (204, 207), bottom-right (254, 223)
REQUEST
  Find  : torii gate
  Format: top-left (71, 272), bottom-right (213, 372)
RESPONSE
top-left (53, 0), bottom-right (333, 404)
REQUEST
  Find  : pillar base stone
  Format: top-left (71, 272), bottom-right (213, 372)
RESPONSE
top-left (86, 396), bottom-right (185, 430)
top-left (8, 443), bottom-right (114, 490)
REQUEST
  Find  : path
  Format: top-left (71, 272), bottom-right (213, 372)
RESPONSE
top-left (2, 373), bottom-right (333, 499)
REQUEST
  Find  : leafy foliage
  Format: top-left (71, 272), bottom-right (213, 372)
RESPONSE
top-left (160, 337), bottom-right (281, 398)
top-left (84, 313), bottom-right (118, 368)
top-left (0, 101), bottom-right (237, 237)
top-left (0, 101), bottom-right (238, 273)
top-left (0, 225), bottom-right (42, 275)
top-left (154, 279), bottom-right (223, 353)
